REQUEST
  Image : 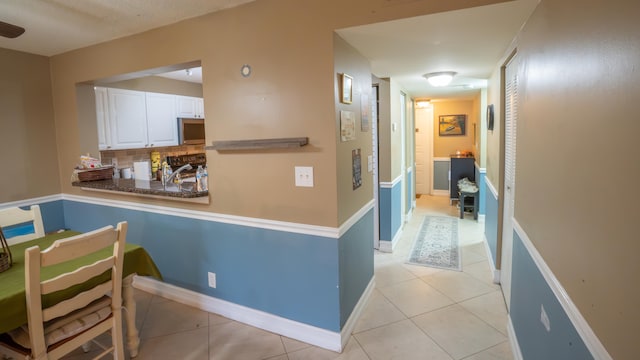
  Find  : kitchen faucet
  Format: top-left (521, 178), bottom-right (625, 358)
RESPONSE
top-left (164, 164), bottom-right (192, 189)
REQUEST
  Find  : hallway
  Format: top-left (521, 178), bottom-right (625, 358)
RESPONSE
top-left (351, 195), bottom-right (513, 359)
top-left (61, 196), bottom-right (512, 360)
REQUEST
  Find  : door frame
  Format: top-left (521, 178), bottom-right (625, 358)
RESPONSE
top-left (372, 84), bottom-right (380, 250)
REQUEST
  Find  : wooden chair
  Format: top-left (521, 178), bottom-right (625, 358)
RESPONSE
top-left (0, 222), bottom-right (128, 360)
top-left (0, 205), bottom-right (45, 245)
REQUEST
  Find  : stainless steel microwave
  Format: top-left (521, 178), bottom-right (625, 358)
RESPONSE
top-left (178, 118), bottom-right (205, 145)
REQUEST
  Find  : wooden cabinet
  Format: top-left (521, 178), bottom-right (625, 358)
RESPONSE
top-left (98, 88), bottom-right (180, 150)
top-left (176, 96), bottom-right (205, 118)
top-left (450, 156), bottom-right (475, 201)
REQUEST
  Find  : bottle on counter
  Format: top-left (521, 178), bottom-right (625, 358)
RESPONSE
top-left (201, 165), bottom-right (208, 192)
top-left (196, 165), bottom-right (205, 192)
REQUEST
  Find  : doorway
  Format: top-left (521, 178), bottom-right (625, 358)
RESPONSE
top-left (414, 102), bottom-right (433, 195)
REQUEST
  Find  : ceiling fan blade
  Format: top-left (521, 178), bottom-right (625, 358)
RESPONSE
top-left (0, 21), bottom-right (25, 38)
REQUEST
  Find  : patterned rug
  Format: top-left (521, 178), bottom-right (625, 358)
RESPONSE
top-left (407, 216), bottom-right (461, 271)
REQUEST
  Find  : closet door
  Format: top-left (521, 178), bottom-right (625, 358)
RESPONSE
top-left (501, 54), bottom-right (518, 309)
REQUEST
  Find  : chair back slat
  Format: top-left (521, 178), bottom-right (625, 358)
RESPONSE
top-left (41, 257), bottom-right (113, 294)
top-left (43, 282), bottom-right (113, 322)
top-left (41, 226), bottom-right (116, 266)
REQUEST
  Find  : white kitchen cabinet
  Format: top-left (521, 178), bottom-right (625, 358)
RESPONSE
top-left (108, 88), bottom-right (148, 149)
top-left (176, 96), bottom-right (205, 118)
top-left (99, 88), bottom-right (180, 150)
top-left (145, 92), bottom-right (178, 147)
top-left (95, 87), bottom-right (112, 150)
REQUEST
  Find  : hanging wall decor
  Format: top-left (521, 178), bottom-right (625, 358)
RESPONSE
top-left (340, 73), bottom-right (353, 104)
top-left (438, 114), bottom-right (467, 136)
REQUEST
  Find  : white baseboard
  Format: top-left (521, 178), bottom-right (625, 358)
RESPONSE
top-left (133, 276), bottom-right (374, 353)
top-left (482, 234), bottom-right (500, 284)
top-left (379, 226), bottom-right (402, 253)
top-left (478, 214), bottom-right (485, 223)
top-left (507, 316), bottom-right (523, 360)
top-left (339, 277), bottom-right (375, 350)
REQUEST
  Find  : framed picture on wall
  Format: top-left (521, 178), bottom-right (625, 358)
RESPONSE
top-left (340, 73), bottom-right (353, 104)
top-left (438, 114), bottom-right (466, 136)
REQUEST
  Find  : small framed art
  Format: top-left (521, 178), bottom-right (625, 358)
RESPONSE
top-left (340, 73), bottom-right (353, 104)
top-left (438, 114), bottom-right (466, 136)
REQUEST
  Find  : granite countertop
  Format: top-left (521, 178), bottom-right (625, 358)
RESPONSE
top-left (71, 178), bottom-right (208, 199)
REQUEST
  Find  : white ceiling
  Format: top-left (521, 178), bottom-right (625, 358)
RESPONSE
top-left (0, 0), bottom-right (538, 100)
top-left (337, 0), bottom-right (539, 100)
top-left (0, 0), bottom-right (255, 56)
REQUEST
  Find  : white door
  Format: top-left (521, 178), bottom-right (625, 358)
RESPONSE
top-left (501, 54), bottom-right (518, 309)
top-left (415, 105), bottom-right (433, 194)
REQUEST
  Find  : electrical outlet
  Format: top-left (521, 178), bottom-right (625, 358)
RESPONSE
top-left (111, 158), bottom-right (118, 168)
top-left (540, 304), bottom-right (551, 332)
top-left (208, 272), bottom-right (216, 288)
top-left (295, 166), bottom-right (314, 187)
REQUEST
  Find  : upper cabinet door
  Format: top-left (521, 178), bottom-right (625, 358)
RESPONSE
top-left (146, 92), bottom-right (178, 147)
top-left (95, 87), bottom-right (111, 150)
top-left (108, 88), bottom-right (148, 149)
top-left (176, 96), bottom-right (205, 118)
top-left (195, 98), bottom-right (205, 118)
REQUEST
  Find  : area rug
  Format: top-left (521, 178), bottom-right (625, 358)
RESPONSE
top-left (407, 216), bottom-right (461, 271)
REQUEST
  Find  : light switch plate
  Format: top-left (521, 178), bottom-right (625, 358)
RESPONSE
top-left (295, 166), bottom-right (314, 187)
top-left (367, 155), bottom-right (373, 172)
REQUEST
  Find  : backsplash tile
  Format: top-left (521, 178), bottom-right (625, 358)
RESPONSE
top-left (100, 145), bottom-right (205, 170)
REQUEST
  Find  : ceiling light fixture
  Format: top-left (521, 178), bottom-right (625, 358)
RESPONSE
top-left (423, 71), bottom-right (457, 87)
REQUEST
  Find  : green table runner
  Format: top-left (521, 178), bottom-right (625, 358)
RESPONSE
top-left (0, 231), bottom-right (162, 333)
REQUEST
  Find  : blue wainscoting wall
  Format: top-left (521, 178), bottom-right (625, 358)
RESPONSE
top-left (475, 166), bottom-right (486, 216)
top-left (511, 229), bottom-right (593, 359)
top-left (1, 199), bottom-right (66, 238)
top-left (60, 198), bottom-right (349, 332)
top-left (405, 168), bottom-right (413, 215)
top-left (379, 178), bottom-right (402, 243)
top-left (338, 208), bottom-right (374, 327)
top-left (433, 159), bottom-right (450, 191)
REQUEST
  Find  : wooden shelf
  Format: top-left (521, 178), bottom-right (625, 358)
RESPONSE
top-left (205, 137), bottom-right (308, 151)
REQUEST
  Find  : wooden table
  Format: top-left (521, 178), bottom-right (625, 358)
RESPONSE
top-left (0, 231), bottom-right (162, 357)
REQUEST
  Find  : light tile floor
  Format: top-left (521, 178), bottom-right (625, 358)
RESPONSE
top-left (63, 195), bottom-right (513, 360)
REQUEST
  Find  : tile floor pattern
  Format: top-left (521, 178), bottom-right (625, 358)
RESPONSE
top-left (62, 195), bottom-right (513, 360)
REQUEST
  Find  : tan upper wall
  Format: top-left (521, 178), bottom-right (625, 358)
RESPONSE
top-left (433, 99), bottom-right (476, 158)
top-left (0, 48), bottom-right (61, 202)
top-left (485, 67), bottom-right (502, 189)
top-left (334, 34), bottom-right (374, 223)
top-left (509, 0), bottom-right (640, 357)
top-left (7, 0), bottom-right (506, 226)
